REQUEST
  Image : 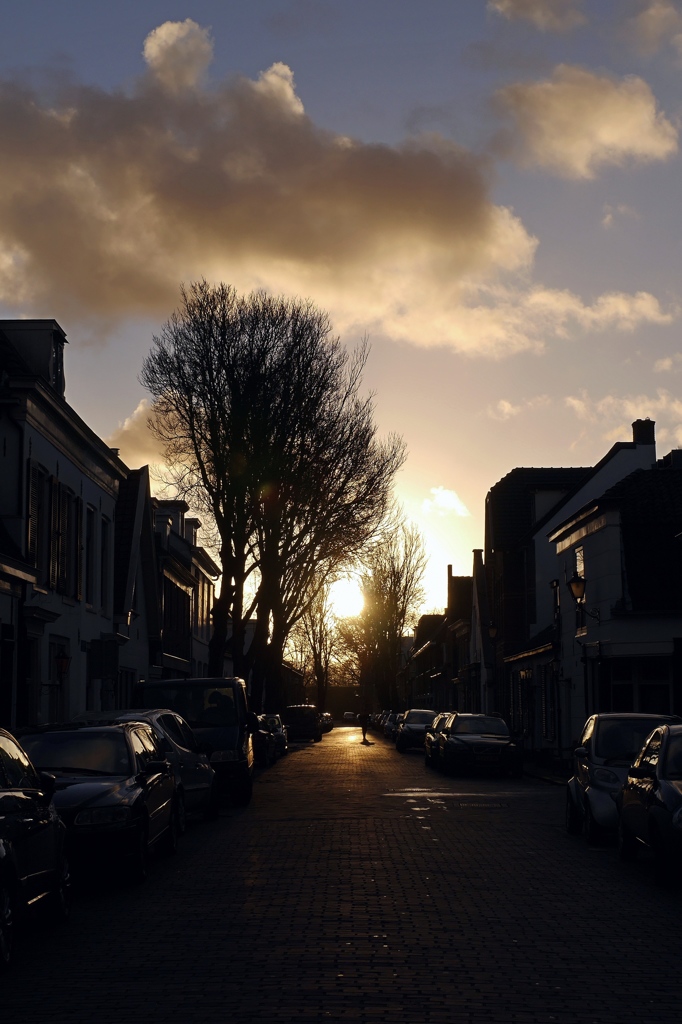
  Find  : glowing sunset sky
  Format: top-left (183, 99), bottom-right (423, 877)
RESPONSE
top-left (2, 0), bottom-right (681, 609)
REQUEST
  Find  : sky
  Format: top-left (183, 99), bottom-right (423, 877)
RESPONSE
top-left (2, 0), bottom-right (682, 611)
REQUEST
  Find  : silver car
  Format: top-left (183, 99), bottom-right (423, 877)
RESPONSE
top-left (566, 712), bottom-right (680, 843)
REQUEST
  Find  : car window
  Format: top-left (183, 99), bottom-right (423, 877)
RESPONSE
top-left (452, 717), bottom-right (509, 737)
top-left (664, 734), bottom-right (682, 779)
top-left (0, 735), bottom-right (41, 789)
top-left (130, 728), bottom-right (159, 770)
top-left (637, 731), bottom-right (662, 771)
top-left (176, 718), bottom-right (199, 752)
top-left (21, 731), bottom-right (132, 775)
top-left (596, 718), bottom-right (664, 762)
top-left (159, 714), bottom-right (185, 748)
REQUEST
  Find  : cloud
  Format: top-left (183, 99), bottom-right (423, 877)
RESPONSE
top-left (0, 24), bottom-right (675, 361)
top-left (487, 0), bottom-right (586, 32)
top-left (564, 388), bottom-right (682, 446)
top-left (105, 400), bottom-right (165, 467)
top-left (495, 64), bottom-right (678, 178)
top-left (143, 19), bottom-right (213, 93)
top-left (422, 487), bottom-right (471, 517)
top-left (626, 1), bottom-right (682, 56)
top-left (654, 352), bottom-right (682, 372)
top-left (487, 395), bottom-right (551, 419)
top-left (601, 203), bottom-right (639, 229)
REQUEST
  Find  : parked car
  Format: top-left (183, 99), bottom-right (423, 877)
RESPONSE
top-left (342, 712), bottom-right (357, 724)
top-left (320, 712), bottom-right (334, 733)
top-left (20, 722), bottom-right (177, 883)
top-left (395, 709), bottom-right (437, 753)
top-left (261, 714), bottom-right (288, 758)
top-left (134, 677), bottom-right (258, 806)
top-left (254, 715), bottom-right (278, 768)
top-left (74, 709), bottom-right (218, 830)
top-left (438, 713), bottom-right (522, 777)
top-left (565, 712), bottom-right (680, 843)
top-left (281, 705), bottom-right (322, 743)
top-left (0, 728), bottom-right (70, 968)
top-left (619, 723), bottom-right (682, 882)
top-left (424, 713), bottom-right (450, 768)
top-left (383, 713), bottom-right (401, 741)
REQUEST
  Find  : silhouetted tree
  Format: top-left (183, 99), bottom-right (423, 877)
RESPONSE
top-left (340, 511), bottom-right (426, 709)
top-left (141, 281), bottom-right (405, 706)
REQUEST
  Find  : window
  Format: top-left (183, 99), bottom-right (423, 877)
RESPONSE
top-left (85, 505), bottom-right (96, 605)
top-left (27, 461), bottom-right (50, 584)
top-left (100, 516), bottom-right (110, 611)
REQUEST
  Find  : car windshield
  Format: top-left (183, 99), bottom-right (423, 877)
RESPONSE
top-left (138, 684), bottom-right (238, 728)
top-left (405, 711), bottom-right (436, 725)
top-left (452, 717), bottom-right (510, 737)
top-left (595, 718), bottom-right (667, 762)
top-left (21, 731), bottom-right (132, 775)
top-left (664, 734), bottom-right (682, 779)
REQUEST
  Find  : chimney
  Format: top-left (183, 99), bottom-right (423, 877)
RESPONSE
top-left (632, 418), bottom-right (655, 446)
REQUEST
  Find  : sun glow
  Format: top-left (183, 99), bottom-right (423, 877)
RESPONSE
top-left (329, 578), bottom-right (364, 619)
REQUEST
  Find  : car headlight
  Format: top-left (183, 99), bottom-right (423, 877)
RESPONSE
top-left (591, 768), bottom-right (620, 787)
top-left (210, 750), bottom-right (238, 762)
top-left (75, 806), bottom-right (131, 826)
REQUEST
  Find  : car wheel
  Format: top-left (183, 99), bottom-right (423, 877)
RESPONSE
top-left (47, 857), bottom-right (71, 922)
top-left (230, 772), bottom-right (253, 807)
top-left (617, 820), bottom-right (637, 862)
top-left (176, 791), bottom-right (187, 835)
top-left (314, 732), bottom-right (322, 743)
top-left (583, 800), bottom-right (602, 845)
top-left (0, 881), bottom-right (14, 969)
top-left (565, 790), bottom-right (582, 836)
top-left (396, 740), bottom-right (406, 754)
top-left (127, 821), bottom-right (150, 884)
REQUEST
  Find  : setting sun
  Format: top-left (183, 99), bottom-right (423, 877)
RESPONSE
top-left (329, 578), bottom-right (364, 619)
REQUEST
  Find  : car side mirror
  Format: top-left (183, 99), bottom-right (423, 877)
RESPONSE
top-left (629, 764), bottom-right (655, 780)
top-left (144, 760), bottom-right (170, 776)
top-left (247, 712), bottom-right (260, 734)
top-left (574, 746), bottom-right (588, 758)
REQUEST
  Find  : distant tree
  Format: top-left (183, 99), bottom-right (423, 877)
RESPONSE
top-left (340, 511), bottom-right (427, 710)
top-left (141, 281), bottom-right (405, 706)
top-left (288, 579), bottom-right (344, 712)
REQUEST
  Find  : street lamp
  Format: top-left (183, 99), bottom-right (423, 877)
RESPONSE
top-left (567, 572), bottom-right (600, 623)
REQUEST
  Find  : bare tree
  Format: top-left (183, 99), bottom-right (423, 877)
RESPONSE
top-left (288, 580), bottom-right (344, 712)
top-left (140, 281), bottom-right (405, 705)
top-left (340, 510), bottom-right (427, 710)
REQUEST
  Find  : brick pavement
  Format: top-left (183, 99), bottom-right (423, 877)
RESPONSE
top-left (3, 726), bottom-right (681, 1023)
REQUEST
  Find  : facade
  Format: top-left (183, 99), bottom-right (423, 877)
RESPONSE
top-left (0, 320), bottom-right (126, 725)
top-left (0, 319), bottom-right (220, 729)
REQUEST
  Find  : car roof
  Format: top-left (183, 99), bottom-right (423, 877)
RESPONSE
top-left (19, 721), bottom-right (144, 735)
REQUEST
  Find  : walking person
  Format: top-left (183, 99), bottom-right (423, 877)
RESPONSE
top-left (357, 711), bottom-right (369, 743)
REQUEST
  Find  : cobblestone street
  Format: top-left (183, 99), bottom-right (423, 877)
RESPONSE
top-left (4, 726), bottom-right (681, 1023)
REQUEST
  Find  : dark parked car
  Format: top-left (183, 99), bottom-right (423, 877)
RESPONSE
top-left (0, 728), bottom-right (70, 968)
top-left (281, 705), bottom-right (322, 743)
top-left (20, 722), bottom-right (177, 883)
top-left (619, 723), bottom-right (682, 882)
top-left (565, 712), bottom-right (680, 842)
top-left (261, 714), bottom-right (288, 758)
top-left (75, 709), bottom-right (218, 830)
top-left (395, 709), bottom-right (437, 753)
top-left (320, 713), bottom-right (334, 733)
top-left (438, 713), bottom-right (522, 777)
top-left (134, 677), bottom-right (258, 806)
top-left (424, 713), bottom-right (450, 768)
top-left (254, 715), bottom-right (278, 768)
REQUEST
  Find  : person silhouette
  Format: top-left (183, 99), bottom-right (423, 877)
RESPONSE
top-left (357, 711), bottom-right (369, 742)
